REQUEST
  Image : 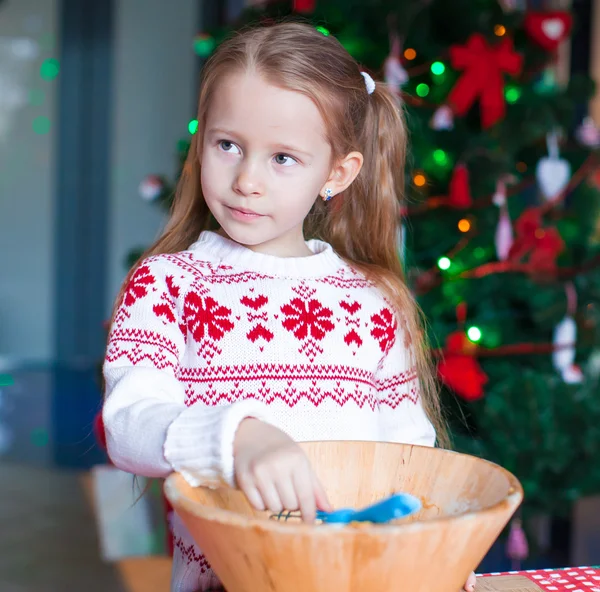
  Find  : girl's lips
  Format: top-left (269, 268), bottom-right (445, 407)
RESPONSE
top-left (226, 206), bottom-right (265, 220)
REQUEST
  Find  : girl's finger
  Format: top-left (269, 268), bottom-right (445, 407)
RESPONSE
top-left (275, 474), bottom-right (299, 512)
top-left (236, 470), bottom-right (265, 512)
top-left (255, 472), bottom-right (283, 514)
top-left (464, 572), bottom-right (477, 592)
top-left (293, 468), bottom-right (317, 523)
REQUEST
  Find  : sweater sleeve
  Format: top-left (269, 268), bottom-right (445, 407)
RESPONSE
top-left (102, 258), bottom-right (272, 487)
top-left (374, 318), bottom-right (436, 448)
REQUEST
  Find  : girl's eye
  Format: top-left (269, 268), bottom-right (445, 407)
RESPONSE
top-left (274, 153), bottom-right (298, 167)
top-left (219, 140), bottom-right (240, 154)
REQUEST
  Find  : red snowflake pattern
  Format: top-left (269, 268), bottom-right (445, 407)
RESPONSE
top-left (173, 536), bottom-right (211, 571)
top-left (281, 297), bottom-right (335, 340)
top-left (371, 308), bottom-right (397, 353)
top-left (152, 275), bottom-right (186, 335)
top-left (183, 292), bottom-right (234, 342)
top-left (123, 264), bottom-right (155, 307)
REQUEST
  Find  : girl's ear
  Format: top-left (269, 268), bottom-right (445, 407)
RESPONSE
top-left (319, 151), bottom-right (364, 200)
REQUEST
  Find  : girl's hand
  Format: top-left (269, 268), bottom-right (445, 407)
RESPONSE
top-left (464, 572), bottom-right (476, 591)
top-left (233, 418), bottom-right (332, 523)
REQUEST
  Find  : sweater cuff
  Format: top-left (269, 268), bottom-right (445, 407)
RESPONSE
top-left (164, 399), bottom-right (272, 488)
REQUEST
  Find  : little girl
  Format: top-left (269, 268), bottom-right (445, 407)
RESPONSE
top-left (103, 22), bottom-right (476, 592)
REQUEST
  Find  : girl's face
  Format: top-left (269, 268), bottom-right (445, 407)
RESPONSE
top-left (200, 70), bottom-right (333, 257)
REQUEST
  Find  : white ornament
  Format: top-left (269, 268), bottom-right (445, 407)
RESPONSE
top-left (431, 105), bottom-right (454, 130)
top-left (575, 117), bottom-right (600, 148)
top-left (498, 0), bottom-right (525, 11)
top-left (493, 181), bottom-right (514, 261)
top-left (536, 132), bottom-right (570, 202)
top-left (384, 35), bottom-right (408, 95)
top-left (561, 364), bottom-right (583, 384)
top-left (552, 315), bottom-right (582, 384)
top-left (384, 55), bottom-right (408, 93)
top-left (542, 19), bottom-right (565, 40)
top-left (139, 175), bottom-right (164, 201)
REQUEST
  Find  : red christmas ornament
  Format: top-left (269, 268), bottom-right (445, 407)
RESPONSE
top-left (508, 208), bottom-right (565, 271)
top-left (293, 0), bottom-right (315, 12)
top-left (93, 411), bottom-right (107, 451)
top-left (448, 34), bottom-right (523, 129)
top-left (524, 11), bottom-right (572, 52)
top-left (437, 331), bottom-right (488, 402)
top-left (448, 163), bottom-right (472, 208)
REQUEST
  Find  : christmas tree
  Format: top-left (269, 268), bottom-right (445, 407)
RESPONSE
top-left (195, 0), bottom-right (600, 529)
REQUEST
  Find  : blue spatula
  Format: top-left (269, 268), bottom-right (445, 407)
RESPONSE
top-left (316, 492), bottom-right (422, 524)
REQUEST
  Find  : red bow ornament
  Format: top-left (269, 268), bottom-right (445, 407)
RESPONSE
top-left (293, 0), bottom-right (315, 12)
top-left (508, 208), bottom-right (564, 271)
top-left (437, 331), bottom-right (488, 402)
top-left (448, 33), bottom-right (523, 129)
top-left (448, 163), bottom-right (472, 208)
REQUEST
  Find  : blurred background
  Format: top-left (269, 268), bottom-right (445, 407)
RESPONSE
top-left (0, 0), bottom-right (599, 590)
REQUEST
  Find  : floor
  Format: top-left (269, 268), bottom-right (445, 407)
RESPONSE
top-left (0, 461), bottom-right (125, 591)
top-left (0, 461), bottom-right (173, 592)
top-left (0, 368), bottom-right (171, 591)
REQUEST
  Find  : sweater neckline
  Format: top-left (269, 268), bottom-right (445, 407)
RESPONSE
top-left (189, 231), bottom-right (344, 278)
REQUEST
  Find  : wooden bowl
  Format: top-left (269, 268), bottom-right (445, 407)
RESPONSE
top-left (164, 441), bottom-right (523, 592)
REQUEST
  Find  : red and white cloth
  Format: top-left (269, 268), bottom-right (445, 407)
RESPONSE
top-left (480, 567), bottom-right (600, 591)
top-left (102, 230), bottom-right (435, 592)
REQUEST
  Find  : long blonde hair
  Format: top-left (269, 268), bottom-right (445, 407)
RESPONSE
top-left (109, 22), bottom-right (448, 447)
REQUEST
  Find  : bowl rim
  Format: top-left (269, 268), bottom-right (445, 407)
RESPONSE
top-left (164, 441), bottom-right (524, 537)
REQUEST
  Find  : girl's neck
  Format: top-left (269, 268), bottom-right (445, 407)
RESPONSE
top-left (216, 228), bottom-right (314, 258)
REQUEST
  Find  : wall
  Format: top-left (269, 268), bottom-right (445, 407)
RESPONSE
top-left (107, 0), bottom-right (199, 311)
top-left (0, 0), bottom-right (58, 364)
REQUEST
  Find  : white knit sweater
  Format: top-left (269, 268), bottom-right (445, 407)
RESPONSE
top-left (102, 231), bottom-right (435, 592)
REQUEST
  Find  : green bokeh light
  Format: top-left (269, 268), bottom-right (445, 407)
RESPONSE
top-left (416, 83), bottom-right (430, 97)
top-left (193, 34), bottom-right (216, 58)
top-left (40, 58), bottom-right (60, 80)
top-left (29, 89), bottom-right (45, 106)
top-left (467, 326), bottom-right (482, 342)
top-left (32, 116), bottom-right (51, 134)
top-left (30, 428), bottom-right (49, 448)
top-left (437, 256), bottom-right (451, 270)
top-left (505, 85), bottom-right (521, 104)
top-left (188, 119), bottom-right (199, 135)
top-left (433, 149), bottom-right (448, 166)
top-left (431, 61), bottom-right (446, 76)
top-left (316, 26), bottom-right (330, 36)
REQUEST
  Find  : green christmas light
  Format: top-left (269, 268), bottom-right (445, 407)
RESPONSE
top-left (467, 326), bottom-right (482, 342)
top-left (30, 428), bottom-right (49, 448)
top-left (431, 61), bottom-right (445, 76)
top-left (416, 83), bottom-right (430, 97)
top-left (193, 34), bottom-right (216, 58)
top-left (505, 85), bottom-right (521, 103)
top-left (474, 247), bottom-right (486, 260)
top-left (29, 89), bottom-right (45, 106)
top-left (40, 58), bottom-right (60, 80)
top-left (0, 374), bottom-right (14, 387)
top-left (316, 26), bottom-right (330, 36)
top-left (437, 256), bottom-right (451, 270)
top-left (433, 149), bottom-right (448, 166)
top-left (188, 119), bottom-right (199, 134)
top-left (32, 116), bottom-right (51, 135)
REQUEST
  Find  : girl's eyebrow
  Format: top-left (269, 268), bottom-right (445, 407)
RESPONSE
top-left (273, 143), bottom-right (312, 157)
top-left (206, 127), bottom-right (241, 139)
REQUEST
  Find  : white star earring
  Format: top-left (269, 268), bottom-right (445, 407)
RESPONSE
top-left (323, 188), bottom-right (334, 201)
